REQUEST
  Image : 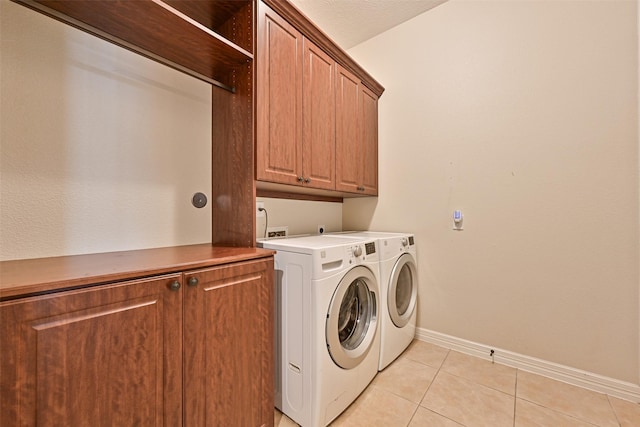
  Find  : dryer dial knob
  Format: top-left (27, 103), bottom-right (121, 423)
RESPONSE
top-left (401, 238), bottom-right (409, 247)
top-left (352, 246), bottom-right (363, 257)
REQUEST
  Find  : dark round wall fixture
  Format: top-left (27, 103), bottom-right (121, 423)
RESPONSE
top-left (192, 192), bottom-right (208, 208)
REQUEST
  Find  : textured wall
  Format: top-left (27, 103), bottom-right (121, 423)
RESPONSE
top-left (1, 1), bottom-right (212, 260)
top-left (345, 0), bottom-right (639, 383)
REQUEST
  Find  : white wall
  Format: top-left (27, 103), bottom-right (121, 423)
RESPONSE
top-left (345, 0), bottom-right (640, 384)
top-left (256, 197), bottom-right (342, 239)
top-left (0, 0), bottom-right (212, 260)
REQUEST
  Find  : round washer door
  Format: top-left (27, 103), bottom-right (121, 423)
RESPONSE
top-left (326, 265), bottom-right (378, 370)
top-left (388, 253), bottom-right (418, 328)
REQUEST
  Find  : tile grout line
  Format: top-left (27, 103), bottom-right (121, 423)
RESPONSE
top-left (402, 346), bottom-right (452, 407)
top-left (403, 400), bottom-right (421, 427)
top-left (421, 348), bottom-right (451, 402)
top-left (402, 347), bottom-right (451, 413)
top-left (605, 394), bottom-right (622, 427)
top-left (413, 348), bottom-right (468, 425)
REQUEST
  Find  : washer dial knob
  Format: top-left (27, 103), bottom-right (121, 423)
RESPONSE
top-left (352, 245), bottom-right (363, 257)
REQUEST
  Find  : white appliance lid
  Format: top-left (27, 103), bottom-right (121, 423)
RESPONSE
top-left (258, 235), bottom-right (364, 252)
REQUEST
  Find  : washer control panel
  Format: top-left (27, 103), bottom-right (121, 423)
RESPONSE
top-left (348, 241), bottom-right (377, 263)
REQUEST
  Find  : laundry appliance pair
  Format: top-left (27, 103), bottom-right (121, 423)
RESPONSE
top-left (259, 231), bottom-right (418, 427)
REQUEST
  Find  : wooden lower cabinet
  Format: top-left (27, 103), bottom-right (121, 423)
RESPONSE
top-left (0, 258), bottom-right (274, 427)
top-left (183, 259), bottom-right (274, 426)
top-left (0, 273), bottom-right (183, 426)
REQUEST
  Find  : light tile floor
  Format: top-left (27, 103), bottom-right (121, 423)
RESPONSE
top-left (274, 340), bottom-right (640, 427)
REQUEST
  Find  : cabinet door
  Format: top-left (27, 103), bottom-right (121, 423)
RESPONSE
top-left (256, 3), bottom-right (303, 185)
top-left (0, 274), bottom-right (183, 427)
top-left (359, 85), bottom-right (379, 195)
top-left (302, 38), bottom-right (335, 190)
top-left (335, 64), bottom-right (361, 193)
top-left (184, 258), bottom-right (274, 427)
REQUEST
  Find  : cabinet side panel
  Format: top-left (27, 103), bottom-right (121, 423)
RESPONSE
top-left (260, 258), bottom-right (275, 426)
top-left (212, 63), bottom-right (256, 247)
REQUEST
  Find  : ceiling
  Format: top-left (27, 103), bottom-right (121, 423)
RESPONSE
top-left (289, 0), bottom-right (447, 50)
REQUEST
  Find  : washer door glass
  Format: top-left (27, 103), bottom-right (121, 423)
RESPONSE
top-left (338, 278), bottom-right (372, 350)
top-left (388, 254), bottom-right (418, 328)
top-left (326, 266), bottom-right (378, 370)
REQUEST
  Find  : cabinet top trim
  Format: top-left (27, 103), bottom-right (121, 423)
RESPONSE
top-left (0, 245), bottom-right (274, 300)
top-left (262, 0), bottom-right (384, 97)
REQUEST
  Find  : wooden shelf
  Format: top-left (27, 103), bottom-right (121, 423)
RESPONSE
top-left (14, 0), bottom-right (254, 91)
top-left (164, 0), bottom-right (253, 52)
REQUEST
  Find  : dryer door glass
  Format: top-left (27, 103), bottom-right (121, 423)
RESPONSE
top-left (388, 254), bottom-right (418, 328)
top-left (326, 266), bottom-right (378, 370)
top-left (396, 266), bottom-right (412, 316)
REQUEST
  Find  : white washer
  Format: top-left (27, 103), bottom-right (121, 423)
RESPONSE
top-left (332, 232), bottom-right (418, 371)
top-left (258, 235), bottom-right (381, 427)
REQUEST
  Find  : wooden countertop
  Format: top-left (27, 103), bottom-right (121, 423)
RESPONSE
top-left (0, 244), bottom-right (274, 300)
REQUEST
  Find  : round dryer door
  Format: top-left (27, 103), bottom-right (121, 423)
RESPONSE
top-left (326, 266), bottom-right (378, 370)
top-left (388, 253), bottom-right (418, 328)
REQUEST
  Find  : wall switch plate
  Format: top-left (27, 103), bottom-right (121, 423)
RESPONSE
top-left (256, 201), bottom-right (265, 218)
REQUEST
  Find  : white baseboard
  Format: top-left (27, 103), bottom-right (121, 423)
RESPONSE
top-left (415, 327), bottom-right (640, 403)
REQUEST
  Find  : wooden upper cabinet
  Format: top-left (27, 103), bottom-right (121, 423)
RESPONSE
top-left (302, 38), bottom-right (336, 190)
top-left (257, 2), bottom-right (336, 190)
top-left (335, 64), bottom-right (379, 195)
top-left (0, 274), bottom-right (183, 426)
top-left (335, 65), bottom-right (361, 193)
top-left (256, 0), bottom-right (383, 198)
top-left (256, 5), bottom-right (303, 185)
top-left (359, 85), bottom-right (379, 195)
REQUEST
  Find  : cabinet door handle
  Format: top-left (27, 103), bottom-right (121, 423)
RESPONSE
top-left (188, 277), bottom-right (199, 287)
top-left (304, 177), bottom-right (311, 183)
top-left (357, 186), bottom-right (365, 191)
top-left (169, 280), bottom-right (181, 291)
top-left (297, 176), bottom-right (304, 182)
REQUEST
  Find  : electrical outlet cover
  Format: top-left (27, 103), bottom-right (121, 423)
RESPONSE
top-left (267, 226), bottom-right (288, 238)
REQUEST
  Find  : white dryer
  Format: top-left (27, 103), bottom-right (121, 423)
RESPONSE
top-left (258, 235), bottom-right (381, 427)
top-left (332, 232), bottom-right (418, 370)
